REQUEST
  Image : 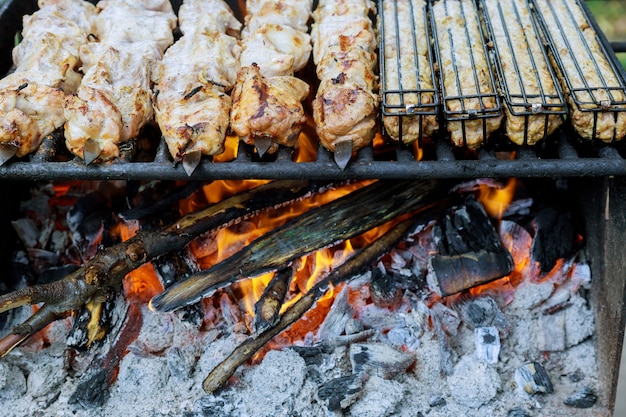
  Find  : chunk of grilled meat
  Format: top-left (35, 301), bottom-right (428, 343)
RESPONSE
top-left (231, 0), bottom-right (312, 154)
top-left (432, 0), bottom-right (502, 149)
top-left (64, 0), bottom-right (176, 162)
top-left (380, 0), bottom-right (438, 144)
top-left (0, 0), bottom-right (96, 159)
top-left (536, 0), bottom-right (626, 142)
top-left (153, 0), bottom-right (241, 162)
top-left (485, 0), bottom-right (564, 145)
top-left (231, 64), bottom-right (309, 153)
top-left (311, 0), bottom-right (379, 153)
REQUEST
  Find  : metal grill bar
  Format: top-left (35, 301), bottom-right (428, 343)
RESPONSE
top-left (0, 130), bottom-right (625, 180)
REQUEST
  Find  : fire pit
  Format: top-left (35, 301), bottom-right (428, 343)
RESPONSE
top-left (0, 0), bottom-right (626, 416)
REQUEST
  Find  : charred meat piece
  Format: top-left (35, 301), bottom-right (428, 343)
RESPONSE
top-left (153, 0), bottom-right (241, 163)
top-left (230, 64), bottom-right (309, 153)
top-left (230, 0), bottom-right (312, 155)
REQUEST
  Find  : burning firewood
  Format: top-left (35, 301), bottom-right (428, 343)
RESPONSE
top-left (150, 179), bottom-right (448, 312)
top-left (426, 195), bottom-right (514, 296)
top-left (253, 267), bottom-right (294, 334)
top-left (202, 214), bottom-right (431, 394)
top-left (0, 180), bottom-right (331, 355)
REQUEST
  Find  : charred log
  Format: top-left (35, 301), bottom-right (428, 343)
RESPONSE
top-left (0, 180), bottom-right (331, 355)
top-left (530, 207), bottom-right (576, 273)
top-left (152, 180), bottom-right (449, 312)
top-left (202, 214), bottom-right (434, 394)
top-left (427, 195), bottom-right (514, 296)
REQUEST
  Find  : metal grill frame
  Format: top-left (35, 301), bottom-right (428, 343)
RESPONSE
top-left (0, 0), bottom-right (625, 180)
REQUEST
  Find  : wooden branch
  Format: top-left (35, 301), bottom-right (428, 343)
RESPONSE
top-left (152, 180), bottom-right (448, 312)
top-left (253, 267), bottom-right (293, 334)
top-left (0, 180), bottom-right (330, 355)
top-left (202, 214), bottom-right (430, 394)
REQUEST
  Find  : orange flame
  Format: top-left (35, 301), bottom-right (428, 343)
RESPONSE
top-left (478, 178), bottom-right (517, 220)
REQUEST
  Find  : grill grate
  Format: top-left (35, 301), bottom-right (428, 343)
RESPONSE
top-left (0, 0), bottom-right (626, 181)
top-left (0, 128), bottom-right (625, 180)
top-left (479, 0), bottom-right (568, 144)
top-left (530, 0), bottom-right (626, 142)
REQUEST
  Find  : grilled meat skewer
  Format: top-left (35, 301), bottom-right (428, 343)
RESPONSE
top-left (535, 0), bottom-right (626, 142)
top-left (230, 0), bottom-right (312, 156)
top-left (432, 0), bottom-right (502, 149)
top-left (484, 0), bottom-right (564, 146)
top-left (63, 0), bottom-right (176, 163)
top-left (380, 0), bottom-right (438, 144)
top-left (0, 0), bottom-right (96, 162)
top-left (152, 0), bottom-right (241, 171)
top-left (311, 0), bottom-right (379, 166)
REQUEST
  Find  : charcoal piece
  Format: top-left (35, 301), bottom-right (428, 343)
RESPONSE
top-left (66, 289), bottom-right (117, 350)
top-left (507, 407), bottom-right (532, 417)
top-left (350, 342), bottom-right (415, 379)
top-left (291, 344), bottom-right (334, 366)
top-left (318, 284), bottom-right (353, 342)
top-left (530, 208), bottom-right (576, 273)
top-left (317, 374), bottom-right (366, 411)
top-left (428, 395), bottom-right (446, 407)
top-left (457, 296), bottom-right (510, 333)
top-left (370, 267), bottom-right (403, 308)
top-left (427, 196), bottom-right (514, 296)
top-left (563, 386), bottom-right (597, 408)
top-left (515, 362), bottom-right (553, 395)
top-left (69, 367), bottom-right (109, 407)
top-left (153, 248), bottom-right (198, 289)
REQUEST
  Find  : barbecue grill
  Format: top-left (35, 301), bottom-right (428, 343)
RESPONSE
top-left (1, 0), bottom-right (626, 412)
top-left (0, 0), bottom-right (625, 180)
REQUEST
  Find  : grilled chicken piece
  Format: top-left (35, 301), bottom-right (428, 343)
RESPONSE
top-left (536, 0), bottom-right (626, 142)
top-left (153, 0), bottom-right (241, 163)
top-left (311, 0), bottom-right (379, 154)
top-left (231, 0), bottom-right (312, 155)
top-left (231, 64), bottom-right (309, 153)
top-left (380, 0), bottom-right (438, 144)
top-left (64, 0), bottom-right (176, 163)
top-left (432, 0), bottom-right (502, 149)
top-left (0, 0), bottom-right (96, 159)
top-left (485, 0), bottom-right (564, 145)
